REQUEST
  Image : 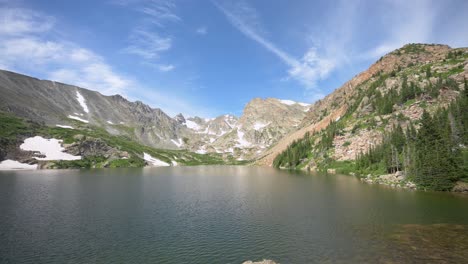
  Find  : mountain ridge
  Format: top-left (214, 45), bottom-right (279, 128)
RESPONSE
top-left (0, 69), bottom-right (311, 166)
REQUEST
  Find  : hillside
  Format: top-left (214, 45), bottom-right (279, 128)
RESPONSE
top-left (0, 70), bottom-right (309, 169)
top-left (266, 43), bottom-right (468, 191)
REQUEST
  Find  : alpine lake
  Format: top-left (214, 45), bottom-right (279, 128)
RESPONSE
top-left (1, 166), bottom-right (467, 263)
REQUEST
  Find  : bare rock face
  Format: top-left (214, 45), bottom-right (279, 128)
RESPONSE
top-left (208, 98), bottom-right (310, 159)
top-left (173, 113), bottom-right (186, 125)
top-left (65, 136), bottom-right (129, 159)
top-left (0, 70), bottom-right (190, 150)
top-left (179, 98), bottom-right (310, 159)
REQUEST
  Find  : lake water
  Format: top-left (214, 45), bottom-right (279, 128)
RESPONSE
top-left (1, 166), bottom-right (467, 263)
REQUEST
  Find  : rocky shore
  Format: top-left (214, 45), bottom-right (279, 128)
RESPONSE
top-left (359, 171), bottom-right (417, 190)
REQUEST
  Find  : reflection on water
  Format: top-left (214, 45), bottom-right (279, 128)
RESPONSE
top-left (0, 166), bottom-right (467, 263)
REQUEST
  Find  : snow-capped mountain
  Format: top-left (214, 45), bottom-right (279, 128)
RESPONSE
top-left (0, 69), bottom-right (310, 160)
top-left (175, 98), bottom-right (310, 159)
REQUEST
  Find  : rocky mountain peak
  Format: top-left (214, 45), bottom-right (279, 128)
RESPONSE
top-left (174, 113), bottom-right (186, 125)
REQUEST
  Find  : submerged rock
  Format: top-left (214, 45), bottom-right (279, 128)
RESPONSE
top-left (243, 260), bottom-right (277, 264)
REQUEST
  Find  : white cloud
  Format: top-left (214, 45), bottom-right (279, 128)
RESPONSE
top-left (0, 7), bottom-right (131, 95)
top-left (50, 63), bottom-right (131, 95)
top-left (288, 48), bottom-right (336, 88)
top-left (158, 64), bottom-right (175, 72)
top-left (0, 8), bottom-right (54, 35)
top-left (137, 0), bottom-right (181, 27)
top-left (0, 6), bottom-right (213, 117)
top-left (213, 0), bottom-right (335, 90)
top-left (118, 0), bottom-right (178, 66)
top-left (196, 26), bottom-right (207, 35)
top-left (124, 29), bottom-right (172, 59)
top-left (364, 0), bottom-right (437, 59)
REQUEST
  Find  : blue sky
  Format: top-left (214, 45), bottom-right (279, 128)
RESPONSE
top-left (0, 0), bottom-right (467, 117)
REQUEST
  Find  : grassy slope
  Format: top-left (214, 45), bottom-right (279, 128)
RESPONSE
top-left (0, 112), bottom-right (247, 169)
top-left (273, 46), bottom-right (467, 179)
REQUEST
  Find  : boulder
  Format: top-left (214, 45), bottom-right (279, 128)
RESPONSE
top-left (452, 181), bottom-right (468, 193)
top-left (243, 260), bottom-right (277, 264)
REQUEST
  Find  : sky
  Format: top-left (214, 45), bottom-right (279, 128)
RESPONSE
top-left (0, 0), bottom-right (467, 117)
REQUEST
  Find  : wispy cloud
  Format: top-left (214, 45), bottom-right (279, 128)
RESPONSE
top-left (157, 64), bottom-right (175, 72)
top-left (213, 0), bottom-right (335, 91)
top-left (0, 7), bottom-right (131, 95)
top-left (363, 0), bottom-right (437, 59)
top-left (0, 8), bottom-right (54, 35)
top-left (117, 0), bottom-right (179, 67)
top-left (196, 26), bottom-right (207, 35)
top-left (142, 62), bottom-right (176, 72)
top-left (124, 29), bottom-right (172, 59)
top-left (137, 0), bottom-right (181, 27)
top-left (0, 5), bottom-right (214, 117)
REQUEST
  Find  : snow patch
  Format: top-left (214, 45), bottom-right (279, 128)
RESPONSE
top-left (107, 120), bottom-right (114, 125)
top-left (279, 99), bottom-right (296, 105)
top-left (335, 116), bottom-right (341, 122)
top-left (185, 119), bottom-right (200, 130)
top-left (196, 146), bottom-right (207, 154)
top-left (0, 160), bottom-right (37, 170)
top-left (56, 124), bottom-right (74, 129)
top-left (279, 99), bottom-right (310, 107)
top-left (20, 136), bottom-right (81, 160)
top-left (253, 122), bottom-right (269, 130)
top-left (76, 91), bottom-right (89, 113)
top-left (171, 160), bottom-right (178, 166)
top-left (236, 129), bottom-right (251, 147)
top-left (143, 152), bottom-right (170, 167)
top-left (68, 115), bottom-right (89, 123)
top-left (171, 138), bottom-right (183, 148)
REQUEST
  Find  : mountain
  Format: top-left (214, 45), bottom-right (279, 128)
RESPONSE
top-left (259, 44), bottom-right (467, 166)
top-left (0, 70), bottom-right (189, 150)
top-left (183, 98), bottom-right (310, 160)
top-left (0, 69), bottom-right (310, 168)
top-left (264, 43), bottom-right (468, 191)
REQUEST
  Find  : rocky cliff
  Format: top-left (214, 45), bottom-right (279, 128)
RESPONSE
top-left (258, 44), bottom-right (468, 167)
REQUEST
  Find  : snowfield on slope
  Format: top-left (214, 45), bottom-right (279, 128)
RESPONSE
top-left (171, 138), bottom-right (184, 148)
top-left (76, 91), bottom-right (89, 113)
top-left (253, 122), bottom-right (270, 130)
top-left (20, 136), bottom-right (81, 160)
top-left (236, 129), bottom-right (251, 147)
top-left (68, 115), bottom-right (89, 123)
top-left (185, 119), bottom-right (200, 130)
top-left (278, 99), bottom-right (310, 107)
top-left (143, 152), bottom-right (170, 166)
top-left (56, 124), bottom-right (74, 129)
top-left (0, 160), bottom-right (37, 170)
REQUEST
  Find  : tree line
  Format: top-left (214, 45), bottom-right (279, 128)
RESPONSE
top-left (356, 79), bottom-right (468, 191)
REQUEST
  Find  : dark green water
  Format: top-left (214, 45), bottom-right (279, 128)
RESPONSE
top-left (1, 166), bottom-right (467, 263)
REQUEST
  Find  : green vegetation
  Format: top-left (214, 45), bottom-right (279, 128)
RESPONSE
top-left (356, 86), bottom-right (468, 191)
top-left (273, 132), bottom-right (314, 168)
top-left (400, 43), bottom-right (428, 54)
top-left (273, 56), bottom-right (467, 191)
top-left (0, 112), bottom-right (230, 168)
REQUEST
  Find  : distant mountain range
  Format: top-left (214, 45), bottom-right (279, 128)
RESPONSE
top-left (0, 68), bottom-right (310, 167)
top-left (1, 43), bottom-right (467, 185)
